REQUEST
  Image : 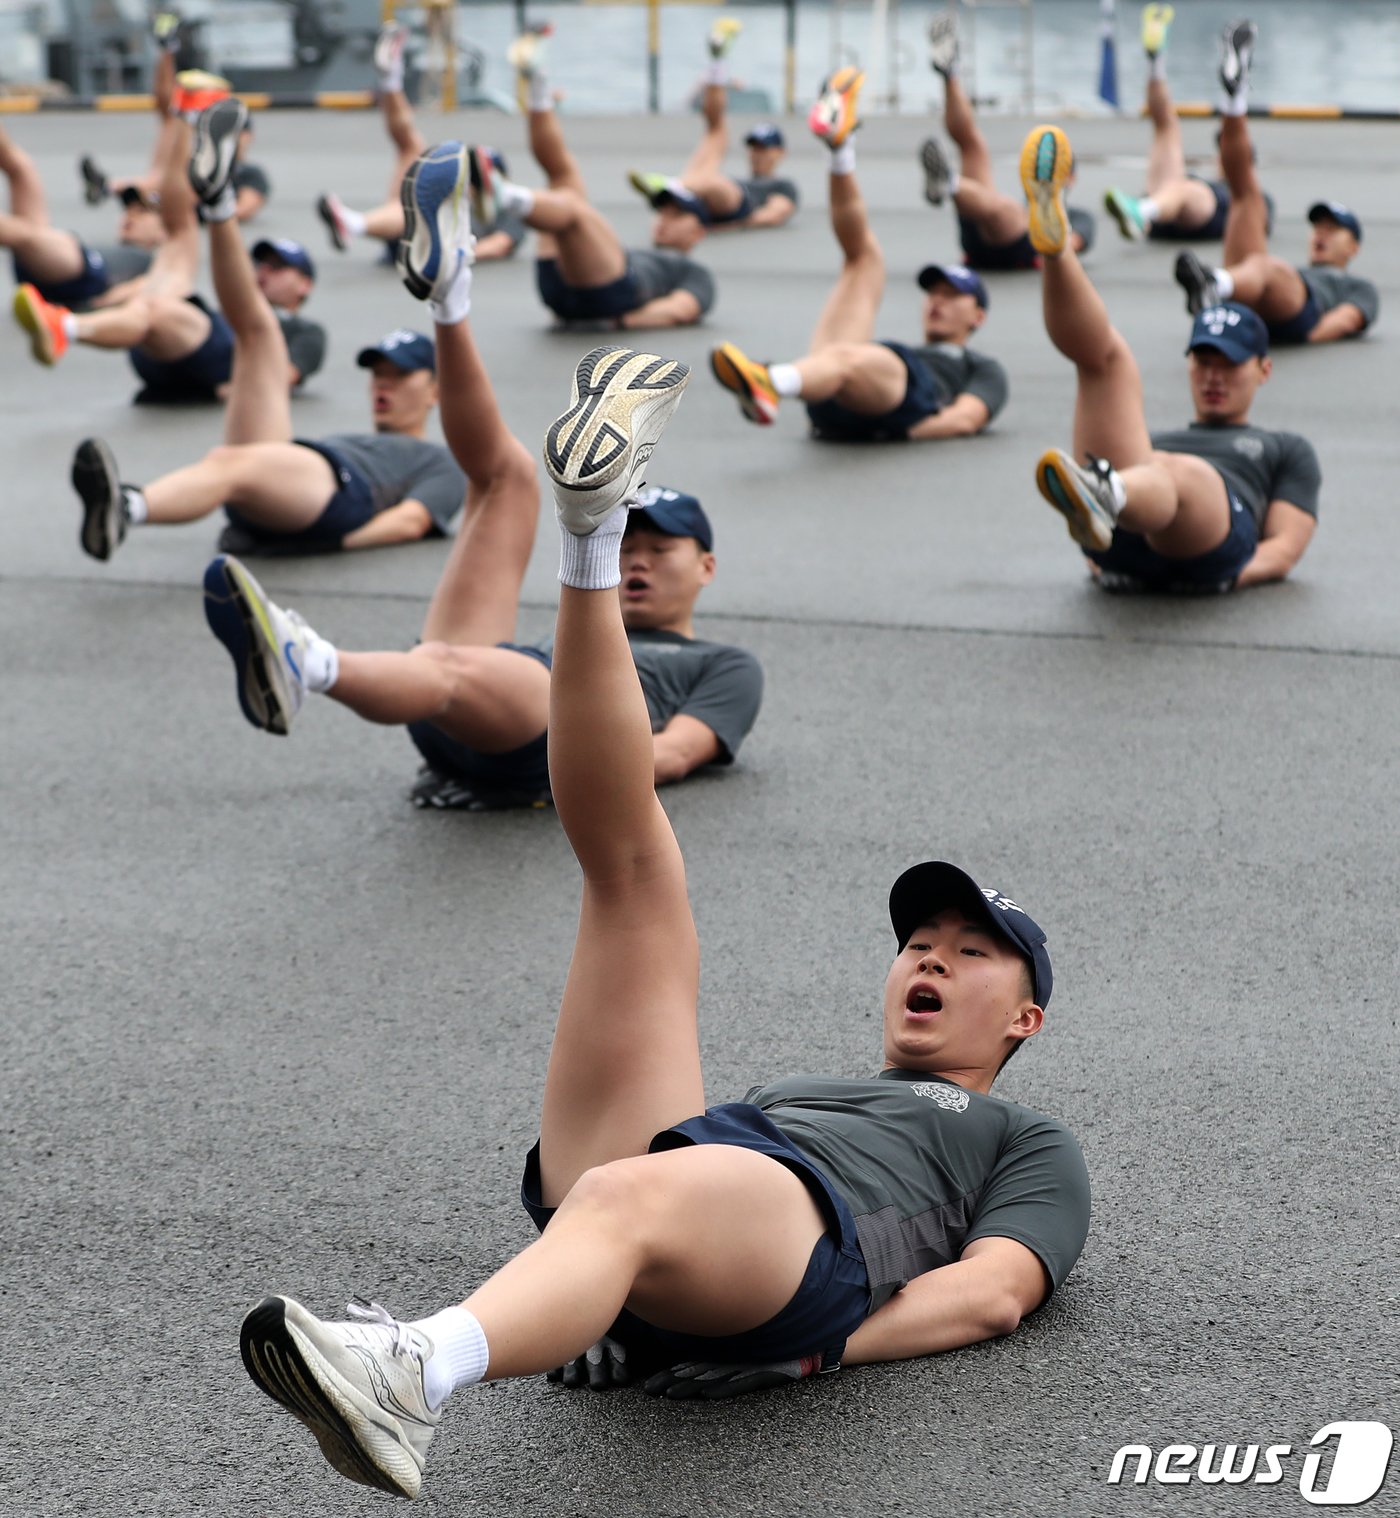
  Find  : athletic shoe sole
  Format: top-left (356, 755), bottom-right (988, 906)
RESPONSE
top-left (71, 439), bottom-right (124, 561)
top-left (189, 96), bottom-right (249, 204)
top-left (202, 555), bottom-right (296, 735)
top-left (544, 346), bottom-right (691, 531)
top-left (240, 1296), bottom-right (422, 1499)
top-left (927, 14), bottom-right (959, 75)
top-left (79, 154), bottom-right (108, 205)
top-left (1035, 449), bottom-right (1115, 551)
top-left (397, 145), bottom-right (466, 302)
top-left (710, 343), bottom-right (777, 425)
top-left (1174, 250), bottom-right (1218, 315)
top-left (1103, 188), bottom-right (1144, 242)
top-left (1020, 124), bottom-right (1072, 256)
top-left (316, 194), bottom-right (348, 252)
top-left (13, 284), bottom-right (61, 365)
top-left (1219, 20), bottom-right (1256, 97)
top-left (919, 138), bottom-right (951, 206)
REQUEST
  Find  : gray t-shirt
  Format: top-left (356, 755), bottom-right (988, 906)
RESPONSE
top-left (625, 248), bottom-right (716, 315)
top-left (1150, 422), bottom-right (1322, 527)
top-left (278, 310), bottom-right (325, 383)
top-left (233, 161), bottom-right (271, 199)
top-left (745, 1067), bottom-right (1090, 1310)
top-left (740, 174), bottom-right (799, 212)
top-left (537, 627), bottom-right (763, 762)
top-left (321, 433), bottom-right (466, 534)
top-left (470, 206), bottom-right (526, 252)
top-left (910, 341), bottom-right (1010, 422)
top-left (1300, 265), bottom-right (1379, 330)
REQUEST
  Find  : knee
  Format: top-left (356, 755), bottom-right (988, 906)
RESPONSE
top-left (202, 443), bottom-right (248, 479)
top-left (558, 1158), bottom-right (665, 1240)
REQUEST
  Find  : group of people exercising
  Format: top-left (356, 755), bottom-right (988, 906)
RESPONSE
top-left (2, 7), bottom-right (1379, 1502)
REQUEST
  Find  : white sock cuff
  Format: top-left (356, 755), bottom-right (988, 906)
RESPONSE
top-left (829, 141), bottom-right (856, 175)
top-left (702, 60), bottom-right (729, 86)
top-left (1218, 91), bottom-right (1248, 117)
top-left (558, 506), bottom-right (628, 589)
top-left (377, 67), bottom-right (405, 94)
top-left (1147, 53), bottom-right (1166, 79)
top-left (301, 634), bottom-right (339, 694)
top-left (202, 186), bottom-right (237, 223)
top-left (497, 180), bottom-right (535, 218)
top-left (1213, 269), bottom-right (1235, 300)
top-left (527, 74), bottom-right (552, 112)
top-left (768, 362), bottom-right (802, 399)
top-left (413, 1306), bottom-right (490, 1409)
top-left (124, 487), bottom-right (149, 525)
top-left (430, 263), bottom-right (473, 325)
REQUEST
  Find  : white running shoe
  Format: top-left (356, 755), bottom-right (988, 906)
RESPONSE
top-left (397, 142), bottom-right (472, 303)
top-left (927, 12), bottom-right (960, 76)
top-left (240, 1296), bottom-right (441, 1499)
top-left (202, 554), bottom-right (312, 735)
top-left (507, 22), bottom-right (552, 78)
top-left (544, 346), bottom-right (691, 534)
top-left (1219, 19), bottom-right (1256, 99)
top-left (374, 20), bottom-right (409, 81)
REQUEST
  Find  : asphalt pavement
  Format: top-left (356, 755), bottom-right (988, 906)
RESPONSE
top-left (2, 105), bottom-right (1397, 1517)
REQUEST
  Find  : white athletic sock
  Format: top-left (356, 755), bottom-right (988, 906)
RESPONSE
top-left (829, 141), bottom-right (856, 176)
top-left (61, 311), bottom-right (79, 341)
top-left (430, 261), bottom-right (473, 325)
top-left (340, 205), bottom-right (369, 237)
top-left (1107, 469), bottom-right (1128, 514)
top-left (947, 168), bottom-right (962, 197)
top-left (377, 63), bottom-right (404, 95)
top-left (1213, 269), bottom-right (1235, 300)
top-left (123, 487), bottom-right (148, 525)
top-left (412, 1306), bottom-right (490, 1410)
top-left (558, 504), bottom-right (628, 589)
top-left (527, 72), bottom-right (552, 112)
top-left (1218, 84), bottom-right (1248, 117)
top-left (1147, 53), bottom-right (1166, 80)
top-left (702, 60), bottom-right (729, 87)
top-left (202, 186), bottom-right (237, 223)
top-left (299, 631), bottom-right (339, 693)
top-left (496, 179), bottom-right (535, 218)
top-left (1139, 195), bottom-right (1161, 222)
top-left (768, 362), bottom-right (802, 399)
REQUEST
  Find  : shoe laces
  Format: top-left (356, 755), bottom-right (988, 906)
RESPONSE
top-left (347, 1298), bottom-right (420, 1359)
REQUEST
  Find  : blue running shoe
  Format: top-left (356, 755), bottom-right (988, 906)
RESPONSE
top-left (397, 142), bottom-right (471, 302)
top-left (203, 554), bottom-right (312, 735)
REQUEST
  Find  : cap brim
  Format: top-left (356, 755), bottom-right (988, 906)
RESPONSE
top-left (1185, 338), bottom-right (1256, 363)
top-left (629, 504), bottom-right (710, 548)
top-left (356, 347), bottom-right (423, 371)
top-left (890, 861), bottom-right (1003, 949)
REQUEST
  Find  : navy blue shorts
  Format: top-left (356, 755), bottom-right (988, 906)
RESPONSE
top-left (129, 298), bottom-right (234, 401)
top-left (1266, 289), bottom-right (1322, 345)
top-left (13, 241), bottom-right (110, 308)
top-left (536, 257), bottom-right (638, 322)
top-left (1085, 489), bottom-right (1258, 592)
top-left (521, 1102), bottom-right (872, 1366)
top-left (705, 181), bottom-right (756, 227)
top-left (406, 643), bottom-right (552, 796)
top-left (223, 439), bottom-right (377, 551)
top-left (958, 215), bottom-right (1039, 271)
top-left (805, 341), bottom-right (942, 441)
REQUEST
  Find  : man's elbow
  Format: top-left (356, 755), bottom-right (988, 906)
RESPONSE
top-left (982, 1293), bottom-right (1028, 1339)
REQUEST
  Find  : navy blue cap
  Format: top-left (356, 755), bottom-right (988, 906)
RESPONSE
top-left (744, 122), bottom-right (785, 149)
top-left (1308, 200), bottom-right (1362, 242)
top-left (252, 237), bottom-right (316, 280)
top-left (118, 185), bottom-right (158, 211)
top-left (889, 861), bottom-right (1052, 1007)
top-left (356, 328), bottom-right (436, 374)
top-left (917, 262), bottom-right (989, 309)
top-left (628, 485), bottom-right (713, 550)
top-left (1185, 302), bottom-right (1269, 362)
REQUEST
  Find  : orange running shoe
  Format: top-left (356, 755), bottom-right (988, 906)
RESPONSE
top-left (13, 283), bottom-right (69, 366)
top-left (711, 341), bottom-right (779, 425)
top-left (808, 66), bottom-right (865, 149)
top-left (171, 68), bottom-right (232, 116)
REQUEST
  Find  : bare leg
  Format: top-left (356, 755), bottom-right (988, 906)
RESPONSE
top-left (208, 217), bottom-right (294, 446)
top-left (0, 216), bottom-right (87, 283)
top-left (536, 560), bottom-right (707, 1204)
top-left (461, 1145), bottom-right (827, 1377)
top-left (1144, 77), bottom-right (1186, 192)
top-left (0, 124), bottom-right (50, 222)
top-left (1144, 177), bottom-right (1218, 226)
top-left (143, 442), bottom-right (335, 526)
top-left (1041, 245), bottom-right (1231, 555)
top-left (943, 77), bottom-right (1027, 243)
top-left (524, 102), bottom-right (629, 279)
top-left (808, 169), bottom-right (884, 349)
top-left (73, 292), bottom-right (210, 358)
top-left (675, 80), bottom-right (742, 217)
top-left (142, 117), bottom-right (200, 301)
top-left (1217, 116), bottom-right (1308, 320)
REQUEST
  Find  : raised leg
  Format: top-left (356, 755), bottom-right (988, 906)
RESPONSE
top-left (0, 123), bottom-right (50, 223)
top-left (143, 442), bottom-right (335, 527)
top-left (807, 168), bottom-right (884, 349)
top-left (0, 216), bottom-right (86, 282)
top-left (1143, 77), bottom-right (1186, 192)
top-left (210, 216), bottom-right (294, 445)
top-left (678, 81), bottom-right (729, 182)
top-left (1219, 115), bottom-right (1270, 267)
top-left (943, 76), bottom-right (1027, 243)
top-left (74, 292), bottom-right (210, 357)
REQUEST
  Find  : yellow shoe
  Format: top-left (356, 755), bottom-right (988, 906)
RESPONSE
top-left (708, 17), bottom-right (742, 59)
top-left (809, 66), bottom-right (865, 150)
top-left (1019, 123), bottom-right (1073, 256)
top-left (711, 342), bottom-right (779, 426)
top-left (1035, 449), bottom-right (1119, 552)
top-left (507, 23), bottom-right (552, 78)
top-left (1141, 4), bottom-right (1175, 57)
top-left (13, 283), bottom-right (68, 367)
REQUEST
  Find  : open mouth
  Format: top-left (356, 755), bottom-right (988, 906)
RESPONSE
top-left (905, 985), bottom-right (943, 1015)
top-left (623, 576), bottom-right (650, 594)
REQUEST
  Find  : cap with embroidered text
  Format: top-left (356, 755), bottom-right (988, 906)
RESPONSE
top-left (251, 238), bottom-right (317, 280)
top-left (356, 329), bottom-right (436, 374)
top-left (889, 860), bottom-right (1051, 1006)
top-left (1185, 302), bottom-right (1268, 363)
top-left (628, 485), bottom-right (712, 550)
top-left (917, 263), bottom-right (989, 309)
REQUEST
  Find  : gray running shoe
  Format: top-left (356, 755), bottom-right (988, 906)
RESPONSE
top-left (240, 1295), bottom-right (441, 1499)
top-left (1219, 19), bottom-right (1256, 98)
top-left (70, 438), bottom-right (128, 561)
top-left (927, 12), bottom-right (960, 76)
top-left (1035, 448), bottom-right (1121, 551)
top-left (188, 96), bottom-right (248, 205)
top-left (919, 137), bottom-right (952, 206)
top-left (1174, 249), bottom-right (1221, 316)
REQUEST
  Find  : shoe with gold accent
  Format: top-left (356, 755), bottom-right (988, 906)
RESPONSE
top-left (1019, 123), bottom-right (1074, 256)
top-left (711, 341), bottom-right (780, 425)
